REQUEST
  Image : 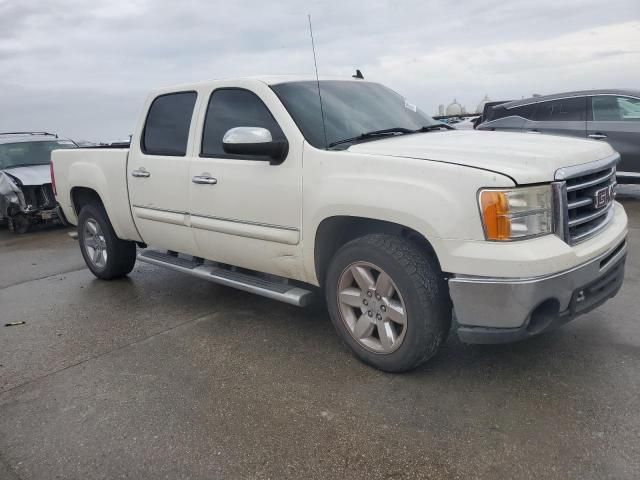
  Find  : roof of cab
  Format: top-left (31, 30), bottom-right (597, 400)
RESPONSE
top-left (149, 75), bottom-right (369, 94)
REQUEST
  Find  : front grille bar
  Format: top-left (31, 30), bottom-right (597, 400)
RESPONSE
top-left (566, 168), bottom-right (615, 192)
top-left (568, 202), bottom-right (613, 228)
top-left (567, 197), bottom-right (593, 209)
top-left (554, 153), bottom-right (620, 245)
top-left (570, 208), bottom-right (615, 243)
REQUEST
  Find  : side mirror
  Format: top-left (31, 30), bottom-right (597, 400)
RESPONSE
top-left (222, 127), bottom-right (288, 164)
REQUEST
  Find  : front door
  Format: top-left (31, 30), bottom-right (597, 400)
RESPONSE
top-left (188, 85), bottom-right (304, 280)
top-left (588, 95), bottom-right (640, 175)
top-left (127, 90), bottom-right (200, 255)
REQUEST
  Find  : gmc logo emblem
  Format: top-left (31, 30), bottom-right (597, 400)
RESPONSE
top-left (594, 184), bottom-right (615, 209)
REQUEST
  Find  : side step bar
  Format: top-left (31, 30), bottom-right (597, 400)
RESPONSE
top-left (137, 250), bottom-right (314, 307)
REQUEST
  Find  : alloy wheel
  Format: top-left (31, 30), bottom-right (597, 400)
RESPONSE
top-left (337, 261), bottom-right (408, 353)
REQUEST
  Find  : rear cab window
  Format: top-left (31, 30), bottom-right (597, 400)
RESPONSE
top-left (142, 91), bottom-right (197, 156)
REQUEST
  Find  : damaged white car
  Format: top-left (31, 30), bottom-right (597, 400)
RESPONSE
top-left (0, 132), bottom-right (77, 233)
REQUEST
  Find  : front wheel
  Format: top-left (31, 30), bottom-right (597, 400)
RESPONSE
top-left (325, 234), bottom-right (450, 372)
top-left (8, 214), bottom-right (30, 234)
top-left (77, 203), bottom-right (137, 280)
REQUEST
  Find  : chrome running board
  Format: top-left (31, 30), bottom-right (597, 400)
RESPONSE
top-left (137, 250), bottom-right (314, 307)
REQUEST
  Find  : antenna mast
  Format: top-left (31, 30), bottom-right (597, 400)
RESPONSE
top-left (308, 15), bottom-right (328, 149)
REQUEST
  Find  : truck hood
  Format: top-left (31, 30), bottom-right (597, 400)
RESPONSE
top-left (347, 130), bottom-right (615, 184)
top-left (1, 164), bottom-right (51, 186)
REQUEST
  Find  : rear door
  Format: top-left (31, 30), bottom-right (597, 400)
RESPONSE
top-left (188, 82), bottom-right (304, 279)
top-left (524, 96), bottom-right (587, 138)
top-left (588, 95), bottom-right (640, 175)
top-left (127, 91), bottom-right (200, 255)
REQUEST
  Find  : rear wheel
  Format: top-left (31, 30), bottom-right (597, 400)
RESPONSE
top-left (77, 203), bottom-right (136, 279)
top-left (326, 234), bottom-right (450, 372)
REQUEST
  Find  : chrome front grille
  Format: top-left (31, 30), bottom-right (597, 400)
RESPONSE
top-left (555, 154), bottom-right (619, 245)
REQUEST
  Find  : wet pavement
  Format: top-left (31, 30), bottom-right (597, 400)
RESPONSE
top-left (1, 192), bottom-right (639, 479)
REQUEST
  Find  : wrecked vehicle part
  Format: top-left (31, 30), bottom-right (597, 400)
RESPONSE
top-left (8, 214), bottom-right (30, 234)
top-left (0, 171), bottom-right (22, 220)
top-left (0, 133), bottom-right (77, 232)
top-left (0, 171), bottom-right (54, 233)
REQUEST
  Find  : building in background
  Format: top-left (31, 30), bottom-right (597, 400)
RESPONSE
top-left (437, 95), bottom-right (492, 117)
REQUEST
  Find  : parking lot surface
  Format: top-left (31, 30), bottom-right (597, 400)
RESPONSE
top-left (1, 193), bottom-right (639, 480)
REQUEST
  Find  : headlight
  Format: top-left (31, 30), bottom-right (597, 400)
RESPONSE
top-left (478, 185), bottom-right (553, 241)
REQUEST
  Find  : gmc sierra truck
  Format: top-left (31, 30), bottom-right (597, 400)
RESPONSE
top-left (51, 76), bottom-right (628, 372)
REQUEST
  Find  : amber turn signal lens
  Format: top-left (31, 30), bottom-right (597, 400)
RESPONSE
top-left (480, 191), bottom-right (511, 240)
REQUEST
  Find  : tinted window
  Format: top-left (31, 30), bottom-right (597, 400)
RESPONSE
top-left (271, 81), bottom-right (437, 148)
top-left (201, 89), bottom-right (285, 159)
top-left (142, 92), bottom-right (197, 156)
top-left (485, 105), bottom-right (508, 122)
top-left (508, 104), bottom-right (535, 120)
top-left (592, 96), bottom-right (640, 121)
top-left (533, 97), bottom-right (585, 121)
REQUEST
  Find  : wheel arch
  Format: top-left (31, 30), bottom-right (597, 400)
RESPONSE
top-left (71, 186), bottom-right (104, 215)
top-left (313, 215), bottom-right (443, 288)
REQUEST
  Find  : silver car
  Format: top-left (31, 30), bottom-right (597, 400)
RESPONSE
top-left (477, 89), bottom-right (640, 183)
top-left (0, 132), bottom-right (77, 233)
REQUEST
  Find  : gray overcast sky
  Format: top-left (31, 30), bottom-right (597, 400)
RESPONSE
top-left (1, 0), bottom-right (639, 141)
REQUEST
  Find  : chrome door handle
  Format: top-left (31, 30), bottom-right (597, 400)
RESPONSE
top-left (527, 129), bottom-right (540, 134)
top-left (588, 133), bottom-right (607, 140)
top-left (192, 175), bottom-right (218, 185)
top-left (131, 169), bottom-right (150, 178)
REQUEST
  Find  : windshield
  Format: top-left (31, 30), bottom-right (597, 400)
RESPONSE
top-left (0, 140), bottom-right (76, 169)
top-left (271, 81), bottom-right (438, 149)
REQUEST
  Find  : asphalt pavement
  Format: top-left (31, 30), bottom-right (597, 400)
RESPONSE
top-left (1, 192), bottom-right (639, 479)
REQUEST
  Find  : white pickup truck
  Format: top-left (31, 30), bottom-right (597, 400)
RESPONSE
top-left (52, 76), bottom-right (628, 372)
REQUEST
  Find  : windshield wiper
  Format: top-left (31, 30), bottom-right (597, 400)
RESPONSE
top-left (327, 127), bottom-right (415, 148)
top-left (327, 124), bottom-right (453, 149)
top-left (414, 123), bottom-right (454, 132)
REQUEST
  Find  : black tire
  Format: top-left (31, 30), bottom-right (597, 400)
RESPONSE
top-left (325, 234), bottom-right (450, 372)
top-left (8, 214), bottom-right (30, 234)
top-left (77, 203), bottom-right (136, 280)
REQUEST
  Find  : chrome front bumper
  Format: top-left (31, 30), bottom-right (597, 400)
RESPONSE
top-left (449, 238), bottom-right (627, 344)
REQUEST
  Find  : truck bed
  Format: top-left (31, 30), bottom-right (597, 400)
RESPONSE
top-left (51, 147), bottom-right (142, 242)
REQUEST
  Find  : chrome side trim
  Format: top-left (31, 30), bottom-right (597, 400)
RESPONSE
top-left (190, 212), bottom-right (298, 232)
top-left (131, 204), bottom-right (299, 244)
top-left (132, 205), bottom-right (188, 226)
top-left (131, 204), bottom-right (188, 215)
top-left (190, 214), bottom-right (300, 245)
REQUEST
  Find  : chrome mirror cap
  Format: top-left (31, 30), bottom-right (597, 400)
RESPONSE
top-left (223, 127), bottom-right (272, 145)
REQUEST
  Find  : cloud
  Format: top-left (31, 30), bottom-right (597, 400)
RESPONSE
top-left (0, 0), bottom-right (638, 140)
